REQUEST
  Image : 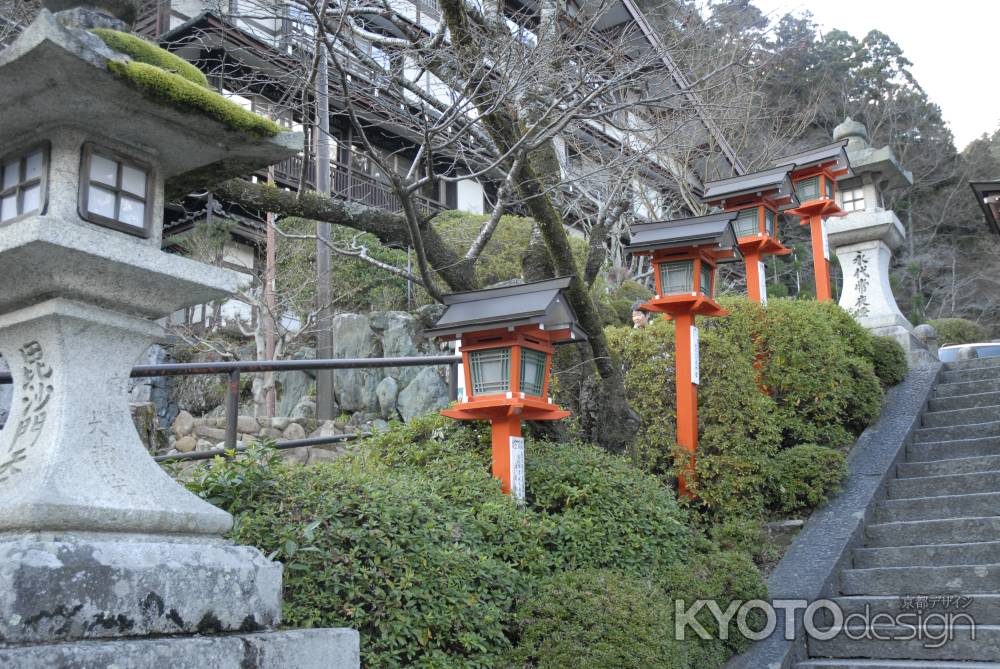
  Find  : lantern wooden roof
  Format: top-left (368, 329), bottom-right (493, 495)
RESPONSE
top-left (701, 166), bottom-right (798, 207)
top-left (773, 140), bottom-right (854, 179)
top-left (424, 277), bottom-right (587, 342)
top-left (624, 212), bottom-right (742, 261)
top-left (971, 181), bottom-right (1000, 236)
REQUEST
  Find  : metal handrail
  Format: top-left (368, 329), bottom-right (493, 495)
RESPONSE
top-left (0, 355), bottom-right (462, 455)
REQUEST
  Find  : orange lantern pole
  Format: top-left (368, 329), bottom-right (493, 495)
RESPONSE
top-left (702, 166), bottom-right (798, 305)
top-left (625, 214), bottom-right (741, 497)
top-left (425, 278), bottom-right (585, 498)
top-left (774, 141), bottom-right (854, 302)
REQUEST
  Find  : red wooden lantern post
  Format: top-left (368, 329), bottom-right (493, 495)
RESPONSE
top-left (625, 214), bottom-right (741, 497)
top-left (702, 167), bottom-right (798, 304)
top-left (425, 278), bottom-right (585, 498)
top-left (774, 141), bottom-right (854, 302)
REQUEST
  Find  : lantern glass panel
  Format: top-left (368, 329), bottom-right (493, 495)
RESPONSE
top-left (122, 164), bottom-right (147, 197)
top-left (87, 185), bottom-right (116, 219)
top-left (82, 145), bottom-right (151, 235)
top-left (764, 208), bottom-right (776, 237)
top-left (660, 260), bottom-right (694, 294)
top-left (24, 150), bottom-right (43, 181)
top-left (0, 146), bottom-right (47, 223)
top-left (0, 194), bottom-right (15, 221)
top-left (469, 347), bottom-right (511, 395)
top-left (520, 347), bottom-right (547, 396)
top-left (795, 176), bottom-right (821, 202)
top-left (824, 177), bottom-right (834, 199)
top-left (2, 159), bottom-right (18, 190)
top-left (841, 186), bottom-right (865, 212)
top-left (733, 208), bottom-right (758, 238)
top-left (91, 154), bottom-right (118, 186)
top-left (21, 184), bottom-right (40, 213)
top-left (700, 263), bottom-right (713, 297)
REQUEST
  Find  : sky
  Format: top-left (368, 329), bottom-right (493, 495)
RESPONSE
top-left (750, 0), bottom-right (1000, 151)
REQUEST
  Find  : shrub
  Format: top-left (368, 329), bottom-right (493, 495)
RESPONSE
top-left (506, 569), bottom-right (689, 669)
top-left (188, 444), bottom-right (518, 668)
top-left (870, 336), bottom-right (908, 386)
top-left (768, 444), bottom-right (848, 513)
top-left (928, 317), bottom-right (989, 346)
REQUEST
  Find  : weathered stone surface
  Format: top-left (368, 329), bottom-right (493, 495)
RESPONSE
top-left (0, 627), bottom-right (359, 668)
top-left (292, 397), bottom-right (317, 419)
top-left (0, 536), bottom-right (281, 644)
top-left (332, 314), bottom-right (381, 412)
top-left (195, 439), bottom-right (214, 452)
top-left (174, 435), bottom-right (197, 453)
top-left (195, 424), bottom-right (228, 441)
top-left (282, 423), bottom-right (306, 441)
top-left (172, 410), bottom-right (195, 437)
top-left (0, 299), bottom-right (232, 536)
top-left (375, 376), bottom-right (399, 419)
top-left (374, 311), bottom-right (423, 385)
top-left (237, 415), bottom-right (259, 434)
top-left (271, 417), bottom-right (290, 431)
top-left (0, 355), bottom-right (10, 429)
top-left (397, 368), bottom-right (450, 422)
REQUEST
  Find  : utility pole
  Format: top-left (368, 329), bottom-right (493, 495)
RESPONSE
top-left (315, 44), bottom-right (334, 420)
top-left (265, 166), bottom-right (277, 417)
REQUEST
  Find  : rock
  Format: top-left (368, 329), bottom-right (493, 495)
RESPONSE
top-left (331, 313), bottom-right (381, 413)
top-left (195, 424), bottom-right (227, 441)
top-left (277, 371), bottom-right (314, 417)
top-left (174, 435), bottom-right (197, 453)
top-left (380, 311), bottom-right (426, 386)
top-left (347, 412), bottom-right (377, 429)
top-left (195, 439), bottom-right (215, 452)
top-left (375, 377), bottom-right (399, 419)
top-left (370, 419), bottom-right (390, 434)
top-left (309, 420), bottom-right (341, 439)
top-left (279, 447), bottom-right (310, 465)
top-left (171, 372), bottom-right (225, 416)
top-left (262, 427), bottom-right (282, 439)
top-left (171, 410), bottom-right (195, 437)
top-left (307, 446), bottom-right (344, 465)
top-left (236, 415), bottom-right (258, 434)
top-left (397, 368), bottom-right (450, 422)
top-left (292, 398), bottom-right (316, 419)
top-left (415, 303), bottom-right (446, 329)
top-left (283, 422), bottom-right (306, 441)
top-left (271, 417), bottom-right (290, 431)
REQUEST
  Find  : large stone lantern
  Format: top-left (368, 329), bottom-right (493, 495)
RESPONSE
top-left (0, 6), bottom-right (356, 666)
top-left (825, 118), bottom-right (925, 361)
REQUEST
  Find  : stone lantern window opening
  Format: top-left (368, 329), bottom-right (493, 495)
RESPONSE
top-left (0, 142), bottom-right (48, 225)
top-left (79, 143), bottom-right (153, 238)
top-left (840, 185), bottom-right (866, 212)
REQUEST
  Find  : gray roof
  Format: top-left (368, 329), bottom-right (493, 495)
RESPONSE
top-left (773, 140), bottom-right (854, 178)
top-left (424, 277), bottom-right (587, 341)
top-left (971, 181), bottom-right (1000, 236)
top-left (624, 212), bottom-right (742, 262)
top-left (701, 165), bottom-right (798, 205)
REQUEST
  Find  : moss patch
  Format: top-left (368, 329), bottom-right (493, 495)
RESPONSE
top-left (91, 29), bottom-right (209, 88)
top-left (106, 60), bottom-right (281, 139)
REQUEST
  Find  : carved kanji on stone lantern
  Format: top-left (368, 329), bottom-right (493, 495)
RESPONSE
top-left (625, 213), bottom-right (741, 497)
top-left (425, 278), bottom-right (585, 500)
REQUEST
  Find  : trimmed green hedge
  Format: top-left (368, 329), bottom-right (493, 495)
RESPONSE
top-left (607, 297), bottom-right (888, 519)
top-left (185, 417), bottom-right (764, 668)
top-left (928, 317), bottom-right (989, 346)
top-left (768, 444), bottom-right (847, 513)
top-left (870, 336), bottom-right (908, 387)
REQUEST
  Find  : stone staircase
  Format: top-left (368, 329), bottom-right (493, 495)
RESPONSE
top-left (798, 356), bottom-right (1000, 669)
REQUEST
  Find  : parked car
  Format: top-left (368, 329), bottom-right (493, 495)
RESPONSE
top-left (938, 341), bottom-right (1000, 363)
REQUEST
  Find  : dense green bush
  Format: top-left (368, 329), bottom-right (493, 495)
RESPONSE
top-left (184, 419), bottom-right (758, 667)
top-left (928, 317), bottom-right (989, 346)
top-left (506, 569), bottom-right (687, 669)
top-left (607, 297), bottom-right (886, 519)
top-left (870, 336), bottom-right (908, 386)
top-left (767, 444), bottom-right (848, 513)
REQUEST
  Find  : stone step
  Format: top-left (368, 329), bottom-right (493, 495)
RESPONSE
top-left (854, 541), bottom-right (1000, 568)
top-left (914, 420), bottom-right (1000, 444)
top-left (888, 471), bottom-right (1000, 499)
top-left (922, 405), bottom-right (1000, 429)
top-left (807, 625), bottom-right (998, 662)
top-left (826, 595), bottom-right (1000, 626)
top-left (907, 437), bottom-right (1000, 462)
top-left (945, 357), bottom-right (1000, 372)
top-left (934, 377), bottom-right (1000, 399)
top-left (942, 365), bottom-right (1000, 384)
top-left (866, 517), bottom-right (1000, 547)
top-left (930, 390), bottom-right (1000, 412)
top-left (877, 492), bottom-right (1000, 522)
top-left (897, 455), bottom-right (1000, 479)
top-left (798, 661), bottom-right (1000, 669)
top-left (841, 564), bottom-right (1000, 595)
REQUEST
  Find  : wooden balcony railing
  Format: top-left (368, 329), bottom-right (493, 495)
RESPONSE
top-left (269, 155), bottom-right (444, 217)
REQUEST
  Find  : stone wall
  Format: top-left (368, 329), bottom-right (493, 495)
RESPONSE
top-left (0, 355), bottom-right (9, 429)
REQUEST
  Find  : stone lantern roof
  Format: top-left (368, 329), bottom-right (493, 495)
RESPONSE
top-left (833, 117), bottom-right (913, 190)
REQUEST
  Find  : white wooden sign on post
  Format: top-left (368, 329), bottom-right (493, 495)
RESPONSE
top-left (822, 220), bottom-right (830, 260)
top-left (509, 436), bottom-right (525, 502)
top-left (758, 260), bottom-right (768, 306)
top-left (690, 325), bottom-right (700, 385)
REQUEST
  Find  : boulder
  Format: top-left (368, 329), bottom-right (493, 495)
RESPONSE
top-left (271, 417), bottom-right (290, 431)
top-left (283, 422), bottom-right (306, 441)
top-left (174, 435), bottom-right (197, 453)
top-left (375, 377), bottom-right (399, 419)
top-left (397, 368), bottom-right (450, 422)
top-left (236, 415), bottom-right (258, 434)
top-left (195, 439), bottom-right (215, 452)
top-left (377, 311), bottom-right (425, 385)
top-left (291, 398), bottom-right (317, 419)
top-left (331, 313), bottom-right (381, 413)
top-left (195, 425), bottom-right (227, 441)
top-left (171, 410), bottom-right (195, 438)
top-left (276, 370), bottom-right (314, 417)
